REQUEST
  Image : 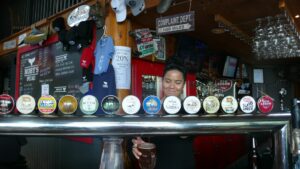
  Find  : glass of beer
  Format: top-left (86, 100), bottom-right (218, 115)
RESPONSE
top-left (137, 142), bottom-right (156, 169)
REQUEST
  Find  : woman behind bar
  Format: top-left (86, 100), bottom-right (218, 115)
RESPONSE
top-left (132, 57), bottom-right (196, 169)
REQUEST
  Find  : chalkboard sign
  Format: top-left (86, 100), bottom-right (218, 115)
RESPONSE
top-left (17, 37), bottom-right (83, 101)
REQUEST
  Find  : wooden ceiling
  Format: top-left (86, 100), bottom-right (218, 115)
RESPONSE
top-left (128, 0), bottom-right (300, 65)
top-left (1, 0), bottom-right (300, 68)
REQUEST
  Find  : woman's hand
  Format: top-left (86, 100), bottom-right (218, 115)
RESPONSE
top-left (131, 136), bottom-right (145, 159)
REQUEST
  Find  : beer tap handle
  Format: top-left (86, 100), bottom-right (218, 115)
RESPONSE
top-left (292, 98), bottom-right (300, 128)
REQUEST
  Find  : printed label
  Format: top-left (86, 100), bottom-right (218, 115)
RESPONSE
top-left (122, 95), bottom-right (141, 115)
top-left (16, 95), bottom-right (36, 114)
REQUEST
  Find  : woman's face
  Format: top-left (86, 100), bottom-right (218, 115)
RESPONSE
top-left (162, 69), bottom-right (185, 97)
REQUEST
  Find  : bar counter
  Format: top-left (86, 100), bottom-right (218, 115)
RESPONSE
top-left (0, 112), bottom-right (291, 169)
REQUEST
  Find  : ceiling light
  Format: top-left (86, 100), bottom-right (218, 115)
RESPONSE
top-left (295, 15), bottom-right (300, 19)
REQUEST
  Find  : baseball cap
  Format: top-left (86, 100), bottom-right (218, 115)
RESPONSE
top-left (111, 0), bottom-right (127, 22)
top-left (157, 0), bottom-right (174, 14)
top-left (126, 0), bottom-right (145, 16)
top-left (24, 28), bottom-right (47, 45)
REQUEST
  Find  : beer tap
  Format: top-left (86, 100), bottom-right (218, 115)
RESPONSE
top-left (279, 88), bottom-right (287, 112)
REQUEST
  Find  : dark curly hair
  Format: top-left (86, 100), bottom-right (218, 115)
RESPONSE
top-left (163, 57), bottom-right (187, 81)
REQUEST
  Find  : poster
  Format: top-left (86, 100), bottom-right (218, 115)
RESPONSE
top-left (112, 46), bottom-right (131, 89)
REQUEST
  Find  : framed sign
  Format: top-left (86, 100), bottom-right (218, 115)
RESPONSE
top-left (253, 68), bottom-right (264, 83)
top-left (153, 36), bottom-right (166, 60)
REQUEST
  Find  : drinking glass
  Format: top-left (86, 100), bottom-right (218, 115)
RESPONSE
top-left (99, 137), bottom-right (124, 169)
top-left (137, 142), bottom-right (156, 169)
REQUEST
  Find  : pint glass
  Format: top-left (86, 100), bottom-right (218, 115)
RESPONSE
top-left (137, 142), bottom-right (156, 169)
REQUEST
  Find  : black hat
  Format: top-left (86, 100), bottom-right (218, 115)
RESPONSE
top-left (58, 30), bottom-right (69, 51)
top-left (52, 17), bottom-right (66, 32)
top-left (66, 27), bottom-right (77, 46)
top-left (76, 20), bottom-right (94, 49)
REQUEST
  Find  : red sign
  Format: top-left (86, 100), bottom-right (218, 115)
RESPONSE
top-left (215, 79), bottom-right (233, 92)
top-left (0, 94), bottom-right (15, 114)
top-left (257, 95), bottom-right (274, 113)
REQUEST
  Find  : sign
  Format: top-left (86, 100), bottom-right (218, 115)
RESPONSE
top-left (239, 96), bottom-right (256, 114)
top-left (215, 79), bottom-right (233, 92)
top-left (163, 96), bottom-right (181, 114)
top-left (153, 36), bottom-right (166, 60)
top-left (183, 96), bottom-right (201, 114)
top-left (18, 41), bottom-right (83, 101)
top-left (0, 94), bottom-right (15, 114)
top-left (3, 39), bottom-right (16, 50)
top-left (112, 46), bottom-right (131, 89)
top-left (58, 95), bottom-right (78, 115)
top-left (80, 95), bottom-right (99, 115)
top-left (16, 94), bottom-right (36, 114)
top-left (221, 96), bottom-right (238, 114)
top-left (203, 96), bottom-right (220, 114)
top-left (143, 95), bottom-right (161, 115)
top-left (134, 28), bottom-right (155, 57)
top-left (37, 95), bottom-right (57, 114)
top-left (122, 95), bottom-right (141, 115)
top-left (156, 11), bottom-right (195, 35)
top-left (257, 95), bottom-right (274, 113)
top-left (101, 95), bottom-right (120, 115)
top-left (253, 69), bottom-right (264, 83)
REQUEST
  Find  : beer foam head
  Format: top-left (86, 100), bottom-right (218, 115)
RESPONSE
top-left (138, 142), bottom-right (156, 149)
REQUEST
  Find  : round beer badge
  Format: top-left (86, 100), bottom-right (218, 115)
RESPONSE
top-left (58, 95), bottom-right (78, 115)
top-left (16, 95), bottom-right (36, 114)
top-left (101, 95), bottom-right (120, 115)
top-left (38, 95), bottom-right (57, 114)
top-left (203, 96), bottom-right (220, 114)
top-left (80, 95), bottom-right (99, 115)
top-left (183, 96), bottom-right (201, 114)
top-left (0, 94), bottom-right (15, 114)
top-left (257, 95), bottom-right (274, 113)
top-left (143, 95), bottom-right (161, 115)
top-left (122, 95), bottom-right (141, 115)
top-left (221, 96), bottom-right (238, 114)
top-left (239, 96), bottom-right (256, 114)
top-left (163, 96), bottom-right (181, 114)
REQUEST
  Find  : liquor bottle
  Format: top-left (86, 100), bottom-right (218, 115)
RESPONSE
top-left (249, 137), bottom-right (259, 169)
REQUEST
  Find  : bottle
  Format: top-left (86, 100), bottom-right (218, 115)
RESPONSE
top-left (249, 137), bottom-right (259, 169)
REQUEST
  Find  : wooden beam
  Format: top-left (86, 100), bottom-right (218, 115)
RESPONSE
top-left (278, 0), bottom-right (300, 33)
top-left (278, 0), bottom-right (285, 9)
top-left (0, 0), bottom-right (96, 56)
